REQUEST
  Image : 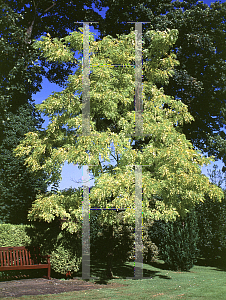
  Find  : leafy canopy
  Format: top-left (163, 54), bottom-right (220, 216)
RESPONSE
top-left (97, 0), bottom-right (226, 171)
top-left (14, 27), bottom-right (224, 233)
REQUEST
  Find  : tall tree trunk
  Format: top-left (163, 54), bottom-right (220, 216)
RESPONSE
top-left (106, 224), bottom-right (114, 278)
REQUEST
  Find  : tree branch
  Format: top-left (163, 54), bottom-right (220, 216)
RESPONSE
top-left (44, 1), bottom-right (56, 13)
top-left (99, 158), bottom-right (103, 173)
top-left (26, 0), bottom-right (39, 43)
top-left (111, 152), bottom-right (117, 163)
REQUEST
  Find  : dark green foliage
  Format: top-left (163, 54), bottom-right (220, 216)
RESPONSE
top-left (149, 179), bottom-right (226, 268)
top-left (90, 211), bottom-right (135, 265)
top-left (0, 103), bottom-right (50, 225)
top-left (5, 0), bottom-right (104, 41)
top-left (142, 220), bottom-right (159, 264)
top-left (5, 0), bottom-right (104, 88)
top-left (0, 3), bottom-right (43, 116)
top-left (195, 191), bottom-right (226, 260)
top-left (0, 3), bottom-right (51, 225)
top-left (194, 166), bottom-right (226, 260)
top-left (150, 209), bottom-right (199, 271)
top-left (90, 210), bottom-right (158, 277)
top-left (30, 220), bottom-right (82, 278)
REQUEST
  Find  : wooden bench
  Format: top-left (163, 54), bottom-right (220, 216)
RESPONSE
top-left (0, 246), bottom-right (51, 280)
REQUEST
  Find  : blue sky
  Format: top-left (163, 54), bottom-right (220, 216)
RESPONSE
top-left (32, 0), bottom-right (226, 192)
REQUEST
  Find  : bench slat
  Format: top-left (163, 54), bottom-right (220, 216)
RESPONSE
top-left (21, 249), bottom-right (24, 266)
top-left (16, 248), bottom-right (19, 266)
top-left (27, 248), bottom-right (32, 265)
top-left (12, 249), bottom-right (15, 266)
top-left (0, 251), bottom-right (2, 267)
top-left (5, 251), bottom-right (9, 267)
top-left (25, 248), bottom-right (31, 265)
top-left (9, 250), bottom-right (12, 266)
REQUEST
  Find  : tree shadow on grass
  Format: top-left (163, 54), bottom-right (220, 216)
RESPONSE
top-left (148, 260), bottom-right (172, 271)
top-left (195, 257), bottom-right (226, 272)
top-left (0, 269), bottom-right (48, 282)
top-left (73, 258), bottom-right (171, 285)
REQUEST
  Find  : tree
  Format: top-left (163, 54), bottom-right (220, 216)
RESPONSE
top-left (0, 2), bottom-right (43, 133)
top-left (95, 0), bottom-right (226, 172)
top-left (4, 0), bottom-right (105, 87)
top-left (0, 1), bottom-right (107, 225)
top-left (195, 166), bottom-right (226, 260)
top-left (0, 2), bottom-right (51, 224)
top-left (13, 27), bottom-right (224, 276)
top-left (5, 0), bottom-right (104, 41)
top-left (6, 0), bottom-right (226, 169)
top-left (207, 164), bottom-right (226, 190)
top-left (0, 104), bottom-right (51, 225)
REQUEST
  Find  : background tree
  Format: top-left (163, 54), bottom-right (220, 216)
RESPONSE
top-left (0, 2), bottom-right (42, 135)
top-left (0, 0), bottom-right (107, 225)
top-left (195, 166), bottom-right (226, 260)
top-left (0, 2), bottom-right (51, 224)
top-left (207, 164), bottom-right (226, 189)
top-left (0, 104), bottom-right (51, 225)
top-left (95, 0), bottom-right (226, 172)
top-left (14, 27), bottom-right (224, 275)
top-left (5, 0), bottom-right (105, 87)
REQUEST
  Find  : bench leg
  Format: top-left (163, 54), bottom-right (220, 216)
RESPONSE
top-left (43, 266), bottom-right (51, 280)
top-left (48, 264), bottom-right (51, 279)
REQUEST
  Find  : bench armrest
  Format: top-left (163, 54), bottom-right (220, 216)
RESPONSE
top-left (40, 254), bottom-right (51, 263)
top-left (41, 255), bottom-right (51, 258)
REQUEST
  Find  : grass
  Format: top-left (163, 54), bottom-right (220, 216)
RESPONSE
top-left (1, 256), bottom-right (226, 300)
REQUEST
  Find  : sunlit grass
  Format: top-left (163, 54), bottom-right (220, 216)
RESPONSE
top-left (1, 257), bottom-right (226, 299)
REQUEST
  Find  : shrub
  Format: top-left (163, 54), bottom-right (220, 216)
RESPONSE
top-left (45, 227), bottom-right (82, 277)
top-left (142, 222), bottom-right (159, 264)
top-left (195, 191), bottom-right (226, 259)
top-left (150, 209), bottom-right (199, 271)
top-left (90, 211), bottom-right (135, 264)
top-left (50, 244), bottom-right (82, 276)
top-left (26, 219), bottom-right (82, 277)
top-left (90, 210), bottom-right (159, 266)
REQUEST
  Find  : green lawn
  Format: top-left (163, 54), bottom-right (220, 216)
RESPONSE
top-left (2, 257), bottom-right (226, 300)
